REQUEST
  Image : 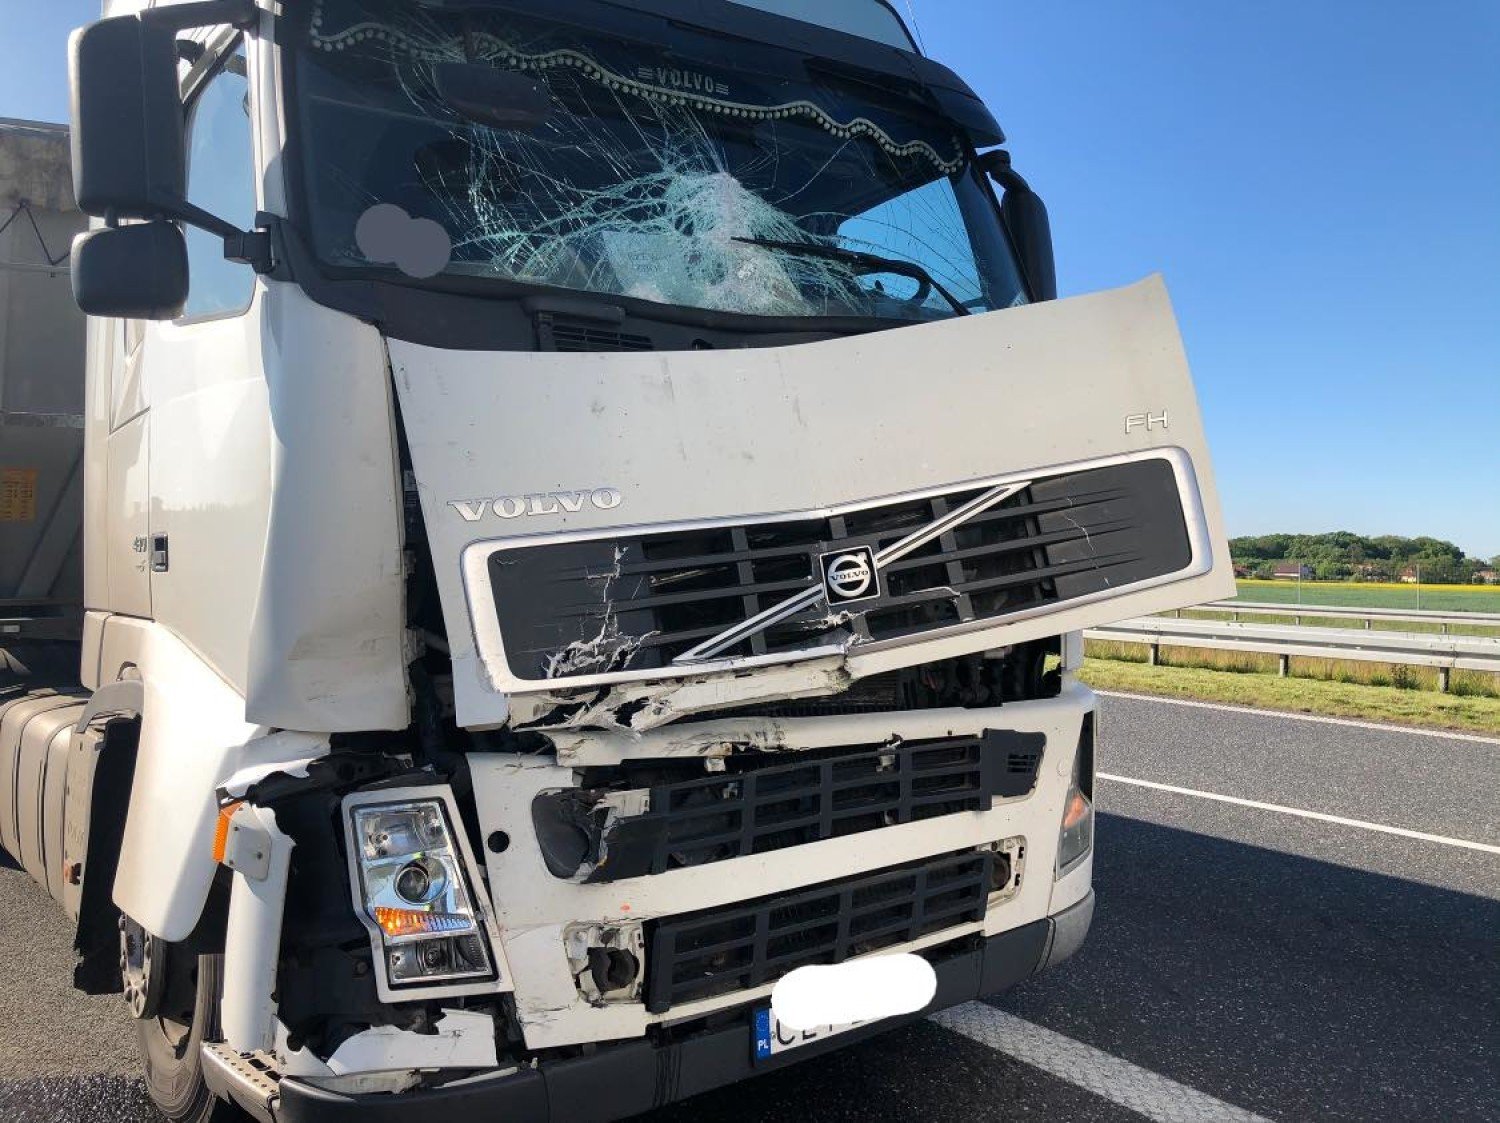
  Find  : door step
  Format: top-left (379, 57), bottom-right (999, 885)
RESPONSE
top-left (201, 1043), bottom-right (281, 1123)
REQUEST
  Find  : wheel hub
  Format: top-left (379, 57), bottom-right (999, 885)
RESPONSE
top-left (118, 915), bottom-right (165, 1020)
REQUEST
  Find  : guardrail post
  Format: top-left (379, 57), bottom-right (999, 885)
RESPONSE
top-left (1278, 653), bottom-right (1290, 677)
top-left (1148, 642), bottom-right (1160, 666)
top-left (1441, 623), bottom-right (1449, 636)
top-left (1364, 617), bottom-right (1372, 630)
top-left (1438, 667), bottom-right (1451, 693)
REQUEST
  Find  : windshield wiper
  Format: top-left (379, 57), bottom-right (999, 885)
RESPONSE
top-left (732, 237), bottom-right (971, 317)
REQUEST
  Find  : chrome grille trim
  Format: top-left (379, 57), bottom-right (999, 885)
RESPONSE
top-left (461, 448), bottom-right (1212, 694)
top-left (674, 480), bottom-right (1031, 663)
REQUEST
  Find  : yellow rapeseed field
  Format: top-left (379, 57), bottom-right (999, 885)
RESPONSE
top-left (1236, 579), bottom-right (1494, 594)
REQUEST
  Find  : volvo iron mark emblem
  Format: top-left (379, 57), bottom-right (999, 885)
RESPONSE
top-left (821, 547), bottom-right (880, 605)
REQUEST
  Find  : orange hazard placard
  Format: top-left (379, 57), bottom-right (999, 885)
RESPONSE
top-left (0, 468), bottom-right (38, 522)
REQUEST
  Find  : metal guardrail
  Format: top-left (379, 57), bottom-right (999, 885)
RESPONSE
top-left (1084, 617), bottom-right (1500, 692)
top-left (1184, 600), bottom-right (1500, 633)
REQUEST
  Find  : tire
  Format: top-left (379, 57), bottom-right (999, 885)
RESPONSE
top-left (138, 949), bottom-right (246, 1123)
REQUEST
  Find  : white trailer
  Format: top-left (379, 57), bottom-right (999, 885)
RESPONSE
top-left (1, 3), bottom-right (1234, 1121)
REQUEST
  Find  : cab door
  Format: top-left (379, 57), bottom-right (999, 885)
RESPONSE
top-left (140, 31), bottom-right (273, 689)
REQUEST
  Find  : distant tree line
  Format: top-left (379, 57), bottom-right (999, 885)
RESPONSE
top-left (1230, 532), bottom-right (1499, 583)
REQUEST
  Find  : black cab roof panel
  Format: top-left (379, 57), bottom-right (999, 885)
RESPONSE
top-left (725, 0), bottom-right (919, 51)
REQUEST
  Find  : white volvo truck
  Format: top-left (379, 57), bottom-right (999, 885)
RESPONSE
top-left (0, 1), bottom-right (1234, 1119)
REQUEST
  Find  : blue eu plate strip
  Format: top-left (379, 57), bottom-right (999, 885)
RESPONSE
top-left (753, 1008), bottom-right (773, 1060)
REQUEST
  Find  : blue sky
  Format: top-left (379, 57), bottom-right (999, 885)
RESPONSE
top-left (4, 1), bottom-right (1497, 558)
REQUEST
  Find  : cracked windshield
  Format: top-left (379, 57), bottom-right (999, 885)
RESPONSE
top-left (293, 0), bottom-right (1029, 321)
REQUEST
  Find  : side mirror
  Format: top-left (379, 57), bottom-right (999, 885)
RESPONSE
top-left (71, 223), bottom-right (189, 320)
top-left (1001, 190), bottom-right (1057, 303)
top-left (978, 151), bottom-right (1058, 303)
top-left (68, 16), bottom-right (186, 220)
top-left (434, 63), bottom-right (555, 131)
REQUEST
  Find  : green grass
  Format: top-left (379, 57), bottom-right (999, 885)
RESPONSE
top-left (1078, 657), bottom-right (1500, 737)
top-left (1232, 579), bottom-right (1500, 614)
top-left (1085, 638), bottom-right (1500, 699)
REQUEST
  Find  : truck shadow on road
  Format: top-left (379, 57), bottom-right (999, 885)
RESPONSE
top-left (651, 812), bottom-right (1499, 1122)
top-left (1, 814), bottom-right (1494, 1123)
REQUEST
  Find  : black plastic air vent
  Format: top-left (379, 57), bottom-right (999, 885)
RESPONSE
top-left (546, 729), bottom-right (1046, 883)
top-left (538, 314), bottom-right (654, 353)
top-left (644, 847), bottom-right (992, 1012)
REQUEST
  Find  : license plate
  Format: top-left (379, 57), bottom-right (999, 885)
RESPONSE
top-left (752, 1006), bottom-right (873, 1061)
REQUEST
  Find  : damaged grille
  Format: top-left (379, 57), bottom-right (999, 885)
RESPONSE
top-left (486, 457), bottom-right (1192, 683)
top-left (575, 731), bottom-right (1044, 882)
top-left (644, 848), bottom-right (991, 1012)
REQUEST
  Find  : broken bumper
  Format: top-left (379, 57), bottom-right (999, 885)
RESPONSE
top-left (274, 893), bottom-right (1092, 1123)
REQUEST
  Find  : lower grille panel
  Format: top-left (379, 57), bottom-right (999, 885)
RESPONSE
top-left (644, 848), bottom-right (992, 1013)
top-left (583, 731), bottom-right (1045, 882)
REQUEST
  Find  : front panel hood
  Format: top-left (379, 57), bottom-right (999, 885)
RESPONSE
top-left (390, 276), bottom-right (1234, 729)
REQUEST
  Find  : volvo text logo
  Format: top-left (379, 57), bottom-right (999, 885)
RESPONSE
top-left (821, 547), bottom-right (880, 604)
top-left (447, 488), bottom-right (623, 522)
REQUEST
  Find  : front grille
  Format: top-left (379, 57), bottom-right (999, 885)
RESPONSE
top-left (585, 731), bottom-right (1044, 882)
top-left (487, 457), bottom-right (1192, 683)
top-left (644, 848), bottom-right (992, 1012)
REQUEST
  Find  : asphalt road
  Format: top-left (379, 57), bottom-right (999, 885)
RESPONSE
top-left (1, 694), bottom-right (1495, 1122)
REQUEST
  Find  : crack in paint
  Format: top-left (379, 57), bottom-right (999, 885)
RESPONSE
top-left (1059, 498), bottom-right (1111, 588)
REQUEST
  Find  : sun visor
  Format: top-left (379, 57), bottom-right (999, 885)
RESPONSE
top-left (311, 0), bottom-right (984, 177)
top-left (915, 66), bottom-right (1004, 146)
top-left (408, 0), bottom-right (1003, 146)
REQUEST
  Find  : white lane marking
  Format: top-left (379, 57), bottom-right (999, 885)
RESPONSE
top-left (1094, 690), bottom-right (1500, 746)
top-left (1098, 773), bottom-right (1500, 856)
top-left (931, 1003), bottom-right (1272, 1123)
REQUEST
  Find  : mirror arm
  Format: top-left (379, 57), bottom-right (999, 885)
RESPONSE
top-left (977, 148), bottom-right (1031, 195)
top-left (138, 1), bottom-right (268, 269)
top-left (141, 199), bottom-right (276, 274)
top-left (223, 215), bottom-right (278, 275)
top-left (172, 199), bottom-right (241, 241)
top-left (140, 0), bottom-right (258, 33)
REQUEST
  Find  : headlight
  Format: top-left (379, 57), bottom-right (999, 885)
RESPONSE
top-left (350, 799), bottom-right (494, 987)
top-left (1056, 714), bottom-right (1095, 875)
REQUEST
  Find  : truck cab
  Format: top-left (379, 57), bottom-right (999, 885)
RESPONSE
top-left (0, 1), bottom-right (1233, 1119)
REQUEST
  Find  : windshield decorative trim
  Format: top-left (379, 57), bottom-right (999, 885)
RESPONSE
top-left (307, 0), bottom-right (965, 174)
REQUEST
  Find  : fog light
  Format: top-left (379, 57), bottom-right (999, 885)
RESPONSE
top-left (564, 922), bottom-right (645, 1002)
top-left (388, 933), bottom-right (491, 985)
top-left (588, 947), bottom-right (640, 993)
top-left (989, 850), bottom-right (1013, 893)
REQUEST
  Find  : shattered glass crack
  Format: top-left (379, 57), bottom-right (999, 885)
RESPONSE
top-left (297, 0), bottom-right (1030, 320)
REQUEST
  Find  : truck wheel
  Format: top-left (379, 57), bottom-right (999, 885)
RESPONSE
top-left (138, 947), bottom-right (244, 1123)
